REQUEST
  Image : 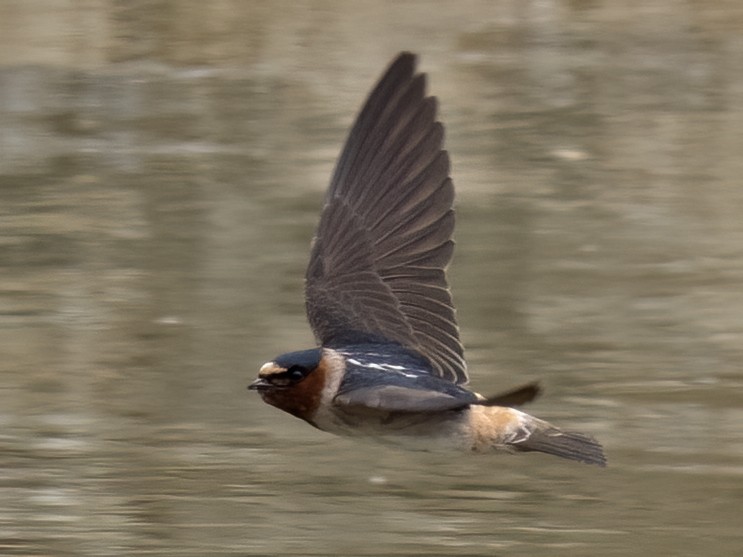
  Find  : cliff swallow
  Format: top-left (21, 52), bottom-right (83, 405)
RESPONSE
top-left (250, 52), bottom-right (606, 466)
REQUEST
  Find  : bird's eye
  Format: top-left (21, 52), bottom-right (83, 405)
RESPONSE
top-left (287, 366), bottom-right (306, 381)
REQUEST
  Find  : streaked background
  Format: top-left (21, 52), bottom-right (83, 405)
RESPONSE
top-left (2, 1), bottom-right (742, 555)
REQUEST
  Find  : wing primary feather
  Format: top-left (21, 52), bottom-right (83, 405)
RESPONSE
top-left (328, 54), bottom-right (418, 201)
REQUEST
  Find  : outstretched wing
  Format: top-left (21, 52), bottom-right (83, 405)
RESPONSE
top-left (305, 52), bottom-right (467, 384)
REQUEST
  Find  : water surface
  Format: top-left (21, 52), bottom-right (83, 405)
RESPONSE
top-left (1, 2), bottom-right (742, 556)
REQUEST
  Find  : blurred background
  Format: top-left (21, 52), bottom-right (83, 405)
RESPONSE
top-left (1, 1), bottom-right (742, 556)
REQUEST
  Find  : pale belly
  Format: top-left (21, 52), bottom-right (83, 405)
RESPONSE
top-left (310, 405), bottom-right (523, 453)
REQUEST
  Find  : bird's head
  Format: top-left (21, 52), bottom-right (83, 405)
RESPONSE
top-left (249, 348), bottom-right (326, 421)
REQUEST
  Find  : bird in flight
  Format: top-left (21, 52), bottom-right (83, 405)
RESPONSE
top-left (249, 52), bottom-right (606, 466)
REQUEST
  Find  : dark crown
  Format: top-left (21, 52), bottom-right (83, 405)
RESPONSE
top-left (273, 348), bottom-right (322, 371)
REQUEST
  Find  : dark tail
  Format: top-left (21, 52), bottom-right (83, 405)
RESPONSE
top-left (480, 382), bottom-right (541, 408)
top-left (514, 426), bottom-right (607, 467)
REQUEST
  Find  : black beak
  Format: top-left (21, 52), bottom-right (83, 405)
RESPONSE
top-left (248, 377), bottom-right (271, 391)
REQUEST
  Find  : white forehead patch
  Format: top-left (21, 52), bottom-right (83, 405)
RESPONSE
top-left (259, 361), bottom-right (285, 376)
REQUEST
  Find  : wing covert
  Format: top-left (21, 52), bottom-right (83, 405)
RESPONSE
top-left (334, 385), bottom-right (475, 413)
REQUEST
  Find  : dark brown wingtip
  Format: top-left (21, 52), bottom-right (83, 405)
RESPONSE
top-left (480, 382), bottom-right (542, 407)
top-left (393, 51), bottom-right (417, 69)
top-left (515, 427), bottom-right (607, 467)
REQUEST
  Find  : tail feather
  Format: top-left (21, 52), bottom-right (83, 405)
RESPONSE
top-left (514, 427), bottom-right (607, 467)
top-left (480, 382), bottom-right (541, 408)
